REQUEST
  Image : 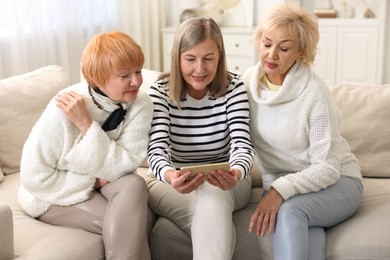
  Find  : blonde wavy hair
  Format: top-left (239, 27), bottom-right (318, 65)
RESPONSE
top-left (254, 2), bottom-right (319, 66)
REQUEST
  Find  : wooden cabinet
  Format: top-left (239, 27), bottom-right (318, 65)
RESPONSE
top-left (313, 19), bottom-right (385, 85)
top-left (161, 26), bottom-right (258, 74)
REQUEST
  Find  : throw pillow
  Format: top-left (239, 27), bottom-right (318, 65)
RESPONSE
top-left (329, 84), bottom-right (390, 178)
top-left (0, 65), bottom-right (70, 175)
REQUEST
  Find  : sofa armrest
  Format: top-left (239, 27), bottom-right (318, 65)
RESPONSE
top-left (0, 204), bottom-right (14, 259)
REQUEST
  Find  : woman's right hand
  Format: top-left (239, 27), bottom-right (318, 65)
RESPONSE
top-left (55, 91), bottom-right (93, 136)
top-left (165, 170), bottom-right (206, 194)
top-left (94, 178), bottom-right (110, 189)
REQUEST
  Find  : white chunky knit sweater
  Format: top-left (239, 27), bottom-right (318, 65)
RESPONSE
top-left (242, 61), bottom-right (362, 200)
top-left (18, 82), bottom-right (153, 217)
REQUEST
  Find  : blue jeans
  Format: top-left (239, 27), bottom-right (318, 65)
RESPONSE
top-left (273, 176), bottom-right (363, 260)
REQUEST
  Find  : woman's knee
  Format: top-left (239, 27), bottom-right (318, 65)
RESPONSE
top-left (277, 199), bottom-right (306, 223)
top-left (122, 174), bottom-right (148, 195)
top-left (103, 174), bottom-right (148, 199)
top-left (198, 183), bottom-right (234, 211)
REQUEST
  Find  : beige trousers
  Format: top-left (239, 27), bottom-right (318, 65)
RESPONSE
top-left (39, 174), bottom-right (151, 260)
top-left (146, 171), bottom-right (252, 260)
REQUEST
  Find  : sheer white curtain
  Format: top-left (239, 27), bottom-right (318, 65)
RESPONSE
top-left (116, 0), bottom-right (166, 72)
top-left (0, 0), bottom-right (118, 83)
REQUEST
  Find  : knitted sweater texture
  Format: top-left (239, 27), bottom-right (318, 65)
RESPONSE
top-left (242, 61), bottom-right (362, 200)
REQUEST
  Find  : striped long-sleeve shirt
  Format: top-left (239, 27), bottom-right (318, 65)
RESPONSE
top-left (147, 73), bottom-right (255, 182)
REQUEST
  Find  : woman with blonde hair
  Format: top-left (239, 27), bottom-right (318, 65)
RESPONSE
top-left (242, 3), bottom-right (363, 259)
top-left (18, 31), bottom-right (153, 260)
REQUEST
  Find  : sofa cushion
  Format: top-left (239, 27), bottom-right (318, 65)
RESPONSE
top-left (140, 68), bottom-right (161, 94)
top-left (0, 65), bottom-right (70, 175)
top-left (329, 84), bottom-right (390, 177)
top-left (326, 177), bottom-right (390, 259)
top-left (139, 69), bottom-right (161, 168)
top-left (0, 173), bottom-right (104, 259)
top-left (148, 178), bottom-right (390, 260)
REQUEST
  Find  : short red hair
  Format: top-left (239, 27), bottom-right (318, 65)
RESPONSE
top-left (81, 31), bottom-right (144, 87)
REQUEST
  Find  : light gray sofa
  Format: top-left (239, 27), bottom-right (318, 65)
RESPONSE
top-left (1, 65), bottom-right (390, 260)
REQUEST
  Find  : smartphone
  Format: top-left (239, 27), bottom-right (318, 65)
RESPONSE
top-left (180, 162), bottom-right (230, 177)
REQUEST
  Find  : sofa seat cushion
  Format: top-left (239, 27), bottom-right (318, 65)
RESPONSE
top-left (148, 178), bottom-right (390, 260)
top-left (0, 173), bottom-right (104, 259)
top-left (150, 217), bottom-right (192, 260)
top-left (329, 84), bottom-right (390, 177)
top-left (0, 65), bottom-right (70, 175)
top-left (326, 177), bottom-right (390, 259)
top-left (13, 212), bottom-right (104, 259)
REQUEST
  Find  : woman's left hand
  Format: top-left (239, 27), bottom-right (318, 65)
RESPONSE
top-left (208, 168), bottom-right (240, 190)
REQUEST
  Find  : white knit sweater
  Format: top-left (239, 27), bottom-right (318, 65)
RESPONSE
top-left (242, 61), bottom-right (362, 200)
top-left (18, 82), bottom-right (153, 217)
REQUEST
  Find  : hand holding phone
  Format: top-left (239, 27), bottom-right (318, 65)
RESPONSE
top-left (180, 162), bottom-right (230, 178)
